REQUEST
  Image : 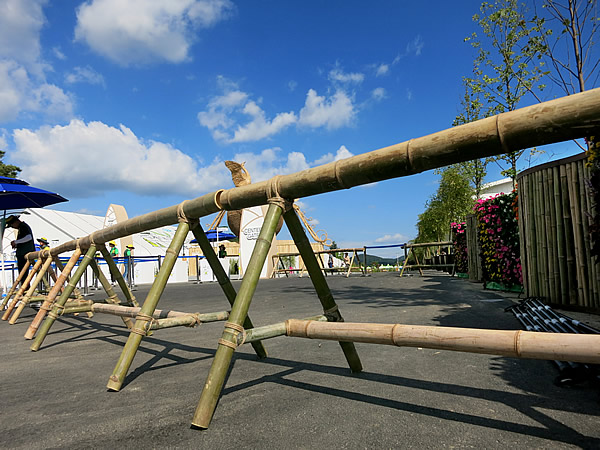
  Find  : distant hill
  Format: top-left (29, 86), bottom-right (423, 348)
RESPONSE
top-left (357, 253), bottom-right (405, 266)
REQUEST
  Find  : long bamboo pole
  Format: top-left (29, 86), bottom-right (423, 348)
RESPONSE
top-left (2, 257), bottom-right (43, 321)
top-left (24, 249), bottom-right (82, 340)
top-left (192, 203), bottom-right (283, 429)
top-left (30, 246), bottom-right (97, 351)
top-left (244, 315), bottom-right (327, 343)
top-left (0, 260), bottom-right (30, 310)
top-left (285, 320), bottom-right (600, 364)
top-left (98, 246), bottom-right (138, 307)
top-left (190, 223), bottom-right (267, 359)
top-left (552, 166), bottom-right (568, 303)
top-left (9, 255), bottom-right (53, 324)
top-left (284, 206), bottom-right (363, 372)
top-left (107, 222), bottom-right (190, 392)
top-left (23, 89), bottom-right (600, 264)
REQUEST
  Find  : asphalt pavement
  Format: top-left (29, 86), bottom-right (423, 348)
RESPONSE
top-left (0, 272), bottom-right (598, 449)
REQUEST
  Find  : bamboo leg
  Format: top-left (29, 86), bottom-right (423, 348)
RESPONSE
top-left (413, 250), bottom-right (425, 276)
top-left (24, 250), bottom-right (82, 340)
top-left (89, 257), bottom-right (133, 329)
top-left (190, 222), bottom-right (268, 359)
top-left (30, 246), bottom-right (97, 351)
top-left (284, 206), bottom-right (363, 371)
top-left (9, 256), bottom-right (53, 324)
top-left (0, 260), bottom-right (30, 310)
top-left (192, 203), bottom-right (283, 429)
top-left (2, 258), bottom-right (44, 321)
top-left (399, 248), bottom-right (410, 277)
top-left (99, 246), bottom-right (139, 307)
top-left (106, 222), bottom-right (189, 391)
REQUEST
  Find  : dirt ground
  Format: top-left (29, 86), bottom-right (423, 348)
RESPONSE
top-left (0, 272), bottom-right (598, 449)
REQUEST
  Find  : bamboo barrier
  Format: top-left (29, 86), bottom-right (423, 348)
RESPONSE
top-left (2, 89), bottom-right (598, 431)
top-left (517, 153), bottom-right (599, 311)
top-left (399, 241), bottom-right (453, 277)
top-left (285, 319), bottom-right (600, 364)
top-left (0, 260), bottom-right (31, 310)
top-left (271, 247), bottom-right (365, 278)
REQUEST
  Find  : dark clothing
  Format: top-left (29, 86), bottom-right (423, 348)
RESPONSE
top-left (218, 248), bottom-right (227, 258)
top-left (15, 222), bottom-right (35, 257)
top-left (14, 221), bottom-right (35, 288)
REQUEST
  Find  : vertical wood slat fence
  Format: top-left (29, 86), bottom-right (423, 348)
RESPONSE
top-left (466, 214), bottom-right (482, 282)
top-left (518, 153), bottom-right (599, 311)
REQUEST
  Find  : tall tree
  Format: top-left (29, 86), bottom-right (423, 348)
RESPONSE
top-left (0, 150), bottom-right (21, 178)
top-left (453, 76), bottom-right (490, 198)
top-left (466, 0), bottom-right (549, 186)
top-left (415, 166), bottom-right (475, 244)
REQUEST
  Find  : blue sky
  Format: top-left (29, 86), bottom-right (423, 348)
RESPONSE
top-left (0, 0), bottom-right (587, 257)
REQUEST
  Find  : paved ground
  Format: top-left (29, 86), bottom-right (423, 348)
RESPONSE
top-left (0, 272), bottom-right (599, 449)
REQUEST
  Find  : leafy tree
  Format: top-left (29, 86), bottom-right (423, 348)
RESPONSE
top-left (0, 150), bottom-right (21, 178)
top-left (453, 76), bottom-right (490, 198)
top-left (466, 0), bottom-right (549, 186)
top-left (415, 166), bottom-right (475, 245)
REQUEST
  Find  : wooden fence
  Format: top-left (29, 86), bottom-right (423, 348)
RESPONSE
top-left (517, 153), bottom-right (599, 311)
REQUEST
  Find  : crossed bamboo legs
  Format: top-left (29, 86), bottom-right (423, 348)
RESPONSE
top-left (191, 202), bottom-right (362, 429)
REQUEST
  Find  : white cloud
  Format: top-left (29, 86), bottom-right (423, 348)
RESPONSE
top-left (375, 64), bottom-right (389, 76)
top-left (313, 145), bottom-right (354, 165)
top-left (407, 35), bottom-right (424, 56)
top-left (231, 148), bottom-right (310, 183)
top-left (0, 0), bottom-right (45, 69)
top-left (52, 47), bottom-right (66, 60)
top-left (74, 0), bottom-right (234, 66)
top-left (371, 87), bottom-right (386, 101)
top-left (230, 101), bottom-right (296, 143)
top-left (0, 61), bottom-right (73, 122)
top-left (0, 0), bottom-right (74, 123)
top-left (12, 119), bottom-right (230, 198)
top-left (406, 88), bottom-right (413, 101)
top-left (288, 80), bottom-right (297, 92)
top-left (298, 89), bottom-right (355, 130)
top-left (65, 66), bottom-right (105, 87)
top-left (328, 68), bottom-right (364, 84)
top-left (375, 233), bottom-right (409, 243)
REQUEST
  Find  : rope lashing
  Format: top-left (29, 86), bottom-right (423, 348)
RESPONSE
top-left (130, 312), bottom-right (155, 336)
top-left (266, 175), bottom-right (292, 211)
top-left (218, 321), bottom-right (247, 349)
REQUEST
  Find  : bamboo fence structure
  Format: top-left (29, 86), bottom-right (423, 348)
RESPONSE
top-left (399, 241), bottom-right (454, 277)
top-left (0, 88), bottom-right (598, 430)
top-left (466, 214), bottom-right (482, 282)
top-left (518, 153), bottom-right (599, 311)
top-left (271, 247), bottom-right (365, 278)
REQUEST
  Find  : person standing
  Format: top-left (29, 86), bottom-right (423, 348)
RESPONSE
top-left (123, 244), bottom-right (134, 283)
top-left (6, 215), bottom-right (36, 287)
top-left (108, 241), bottom-right (119, 283)
top-left (37, 237), bottom-right (50, 252)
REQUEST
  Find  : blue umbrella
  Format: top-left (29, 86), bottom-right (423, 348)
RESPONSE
top-left (190, 229), bottom-right (236, 243)
top-left (0, 176), bottom-right (67, 210)
top-left (0, 176), bottom-right (68, 292)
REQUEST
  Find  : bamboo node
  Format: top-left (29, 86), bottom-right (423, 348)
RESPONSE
top-left (513, 330), bottom-right (522, 358)
top-left (177, 200), bottom-right (195, 224)
top-left (496, 114), bottom-right (510, 154)
top-left (323, 305), bottom-right (342, 322)
top-left (266, 175), bottom-right (290, 210)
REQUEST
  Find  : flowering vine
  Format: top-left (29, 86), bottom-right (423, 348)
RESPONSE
top-left (451, 221), bottom-right (468, 274)
top-left (474, 191), bottom-right (522, 286)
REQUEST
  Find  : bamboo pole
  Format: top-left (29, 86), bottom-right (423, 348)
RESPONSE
top-left (535, 170), bottom-right (548, 300)
top-left (0, 260), bottom-right (31, 310)
top-left (30, 246), bottom-right (97, 351)
top-left (547, 168), bottom-right (560, 301)
top-left (285, 320), bottom-right (600, 364)
top-left (24, 89), bottom-right (600, 265)
top-left (150, 311), bottom-right (229, 330)
top-left (559, 164), bottom-right (577, 304)
top-left (542, 169), bottom-right (556, 302)
top-left (98, 246), bottom-right (138, 308)
top-left (106, 222), bottom-right (190, 391)
top-left (190, 223), bottom-right (267, 359)
top-left (567, 163), bottom-right (588, 306)
top-left (577, 159), bottom-right (595, 307)
top-left (9, 255), bottom-right (53, 324)
top-left (552, 166), bottom-right (568, 303)
top-left (2, 257), bottom-right (43, 321)
top-left (192, 202), bottom-right (283, 429)
top-left (24, 249), bottom-right (82, 340)
top-left (244, 315), bottom-right (327, 343)
top-left (517, 176), bottom-right (528, 294)
top-left (284, 206), bottom-right (363, 372)
top-left (89, 256), bottom-right (134, 329)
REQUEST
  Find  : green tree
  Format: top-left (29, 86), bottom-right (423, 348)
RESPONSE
top-left (466, 0), bottom-right (549, 186)
top-left (453, 76), bottom-right (490, 198)
top-left (415, 166), bottom-right (475, 245)
top-left (0, 150), bottom-right (21, 178)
